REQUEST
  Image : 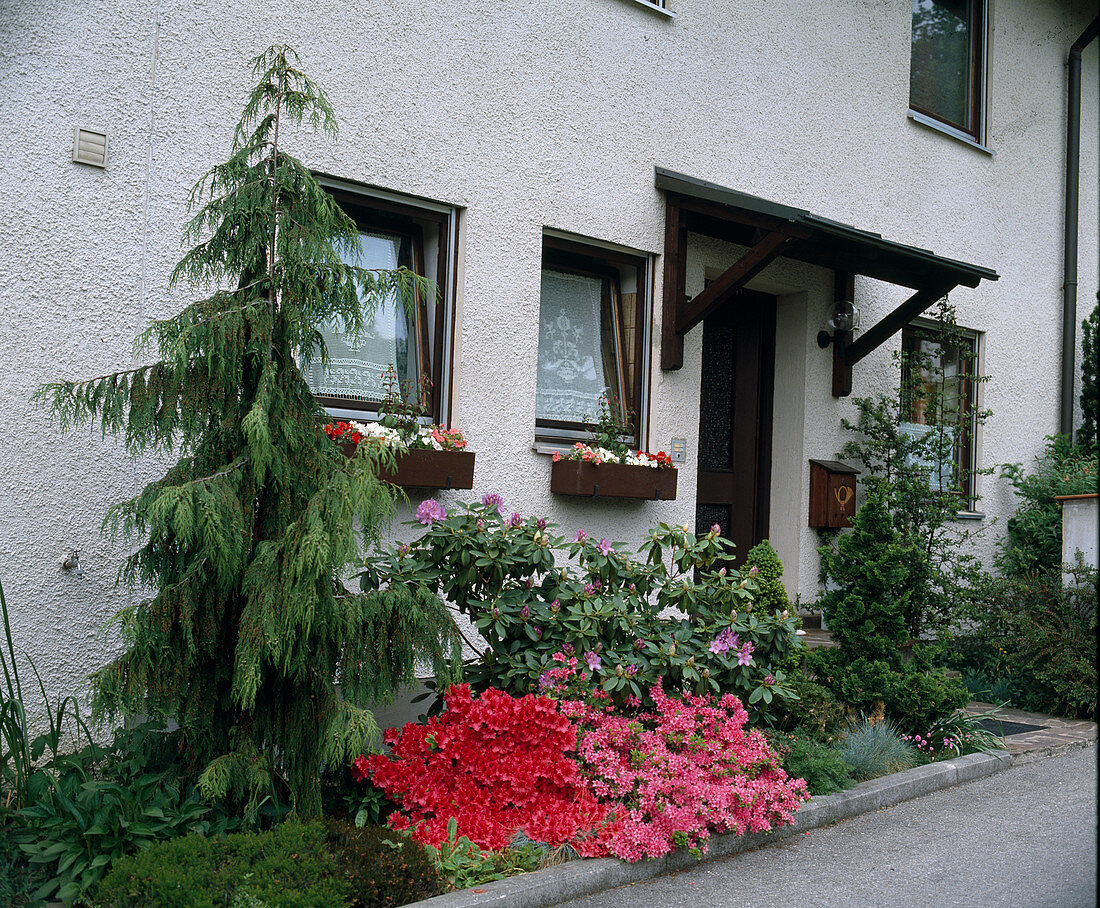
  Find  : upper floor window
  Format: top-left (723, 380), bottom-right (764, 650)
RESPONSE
top-left (909, 0), bottom-right (986, 142)
top-left (899, 323), bottom-right (979, 503)
top-left (535, 234), bottom-right (651, 446)
top-left (303, 181), bottom-right (457, 423)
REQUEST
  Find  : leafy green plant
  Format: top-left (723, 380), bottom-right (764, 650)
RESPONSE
top-left (425, 817), bottom-right (541, 892)
top-left (922, 706), bottom-right (1007, 757)
top-left (35, 46), bottom-right (463, 820)
top-left (93, 819), bottom-right (348, 908)
top-left (364, 502), bottom-right (804, 720)
top-left (13, 721), bottom-right (236, 906)
top-left (1013, 563), bottom-right (1097, 719)
top-left (1, 581), bottom-right (28, 819)
top-left (768, 732), bottom-right (854, 796)
top-left (836, 718), bottom-right (919, 782)
top-left (322, 819), bottom-right (443, 907)
top-left (1079, 299), bottom-right (1099, 453)
top-left (998, 435), bottom-right (1098, 579)
top-left (773, 676), bottom-right (847, 743)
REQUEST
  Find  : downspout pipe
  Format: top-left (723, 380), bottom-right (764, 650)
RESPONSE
top-left (1061, 15), bottom-right (1099, 440)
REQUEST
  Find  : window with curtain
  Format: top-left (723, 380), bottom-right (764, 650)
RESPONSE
top-left (305, 228), bottom-right (417, 405)
top-left (302, 184), bottom-right (457, 423)
top-left (909, 0), bottom-right (986, 141)
top-left (535, 236), bottom-right (648, 444)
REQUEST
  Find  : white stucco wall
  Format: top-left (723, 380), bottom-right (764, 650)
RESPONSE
top-left (1, 0), bottom-right (1096, 730)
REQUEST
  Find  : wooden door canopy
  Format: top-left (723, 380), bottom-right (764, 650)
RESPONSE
top-left (655, 168), bottom-right (999, 393)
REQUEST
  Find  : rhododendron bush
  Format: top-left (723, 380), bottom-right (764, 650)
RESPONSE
top-left (358, 496), bottom-right (803, 720)
top-left (361, 683), bottom-right (808, 863)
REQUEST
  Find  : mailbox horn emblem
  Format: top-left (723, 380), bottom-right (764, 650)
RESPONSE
top-left (834, 486), bottom-right (853, 508)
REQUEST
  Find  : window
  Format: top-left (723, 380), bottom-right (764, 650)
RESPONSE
top-left (900, 324), bottom-right (979, 502)
top-left (303, 182), bottom-right (457, 423)
top-left (909, 0), bottom-right (986, 142)
top-left (535, 235), bottom-right (650, 446)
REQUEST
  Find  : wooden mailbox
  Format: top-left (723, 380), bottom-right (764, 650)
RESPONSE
top-left (809, 460), bottom-right (860, 529)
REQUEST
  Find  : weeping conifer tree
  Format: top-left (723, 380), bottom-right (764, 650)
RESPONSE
top-left (37, 46), bottom-right (462, 818)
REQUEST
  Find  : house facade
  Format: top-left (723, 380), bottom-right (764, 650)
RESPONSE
top-left (0, 1), bottom-right (1096, 717)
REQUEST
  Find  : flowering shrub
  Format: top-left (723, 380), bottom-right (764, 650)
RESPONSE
top-left (361, 682), bottom-right (807, 865)
top-left (360, 685), bottom-right (618, 853)
top-left (561, 681), bottom-right (809, 861)
top-left (360, 499), bottom-right (803, 719)
top-left (553, 442), bottom-right (674, 469)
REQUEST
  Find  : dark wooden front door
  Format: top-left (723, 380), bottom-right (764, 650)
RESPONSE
top-left (694, 289), bottom-right (776, 565)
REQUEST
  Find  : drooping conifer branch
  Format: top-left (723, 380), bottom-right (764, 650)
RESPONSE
top-left (43, 45), bottom-right (462, 819)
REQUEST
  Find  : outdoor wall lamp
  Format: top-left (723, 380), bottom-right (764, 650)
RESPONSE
top-left (817, 299), bottom-right (861, 348)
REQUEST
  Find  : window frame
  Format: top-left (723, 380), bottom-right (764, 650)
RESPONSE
top-left (535, 232), bottom-right (653, 450)
top-left (309, 178), bottom-right (458, 426)
top-left (908, 0), bottom-right (988, 145)
top-left (900, 322), bottom-right (980, 506)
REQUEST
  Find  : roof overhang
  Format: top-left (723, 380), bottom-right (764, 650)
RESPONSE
top-left (655, 167), bottom-right (999, 395)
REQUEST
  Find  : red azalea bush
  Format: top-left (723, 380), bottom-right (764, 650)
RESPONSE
top-left (561, 681), bottom-right (810, 861)
top-left (360, 680), bottom-right (808, 864)
top-left (360, 684), bottom-right (618, 853)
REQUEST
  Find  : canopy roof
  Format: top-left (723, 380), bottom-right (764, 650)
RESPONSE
top-left (656, 167), bottom-right (999, 393)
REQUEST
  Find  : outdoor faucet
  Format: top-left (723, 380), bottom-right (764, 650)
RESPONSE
top-left (62, 550), bottom-right (84, 578)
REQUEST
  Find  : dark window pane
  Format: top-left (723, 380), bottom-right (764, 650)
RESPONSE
top-left (910, 0), bottom-right (974, 131)
top-left (697, 315), bottom-right (735, 472)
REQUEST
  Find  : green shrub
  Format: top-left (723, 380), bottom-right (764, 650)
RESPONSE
top-left (888, 662), bottom-right (969, 732)
top-left (93, 820), bottom-right (349, 908)
top-left (837, 719), bottom-right (919, 782)
top-left (769, 733), bottom-right (854, 796)
top-left (323, 819), bottom-right (442, 906)
top-left (364, 506), bottom-right (804, 721)
top-left (774, 676), bottom-right (847, 742)
top-left (818, 493), bottom-right (912, 665)
top-left (1079, 300), bottom-right (1099, 453)
top-left (998, 436), bottom-right (1098, 579)
top-left (744, 540), bottom-right (791, 612)
top-left (1013, 566), bottom-right (1097, 719)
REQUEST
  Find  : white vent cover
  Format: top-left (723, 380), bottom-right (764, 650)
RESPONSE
top-left (72, 127), bottom-right (107, 167)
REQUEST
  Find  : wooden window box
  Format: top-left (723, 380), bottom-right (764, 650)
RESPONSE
top-left (550, 459), bottom-right (677, 501)
top-left (341, 444), bottom-right (475, 490)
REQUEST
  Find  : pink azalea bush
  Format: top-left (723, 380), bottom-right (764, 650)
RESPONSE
top-left (561, 681), bottom-right (809, 861)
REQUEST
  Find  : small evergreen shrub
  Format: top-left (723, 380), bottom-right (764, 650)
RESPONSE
top-left (769, 733), bottom-right (855, 796)
top-left (744, 539), bottom-right (791, 612)
top-left (774, 677), bottom-right (847, 743)
top-left (323, 819), bottom-right (443, 907)
top-left (998, 436), bottom-right (1098, 579)
top-left (837, 719), bottom-right (919, 782)
top-left (93, 820), bottom-right (349, 908)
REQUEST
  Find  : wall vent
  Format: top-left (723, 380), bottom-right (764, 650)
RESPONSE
top-left (72, 127), bottom-right (107, 168)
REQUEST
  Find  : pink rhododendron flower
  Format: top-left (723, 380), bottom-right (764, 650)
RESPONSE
top-left (597, 538), bottom-right (613, 556)
top-left (574, 529), bottom-right (588, 542)
top-left (481, 492), bottom-right (504, 513)
top-left (415, 498), bottom-right (446, 525)
top-left (737, 641), bottom-right (754, 666)
top-left (585, 651), bottom-right (602, 672)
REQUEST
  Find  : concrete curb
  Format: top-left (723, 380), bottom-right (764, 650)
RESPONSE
top-left (407, 748), bottom-right (1021, 908)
